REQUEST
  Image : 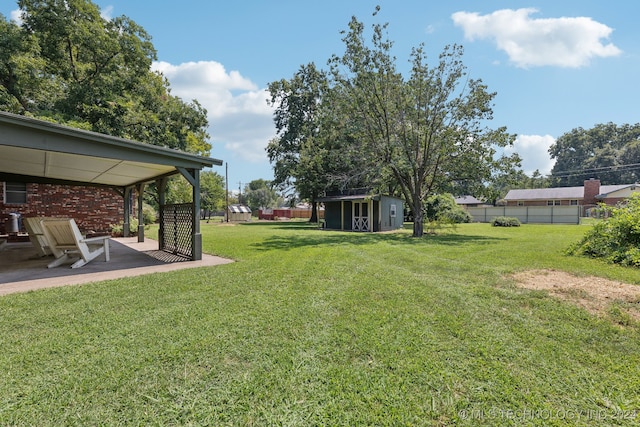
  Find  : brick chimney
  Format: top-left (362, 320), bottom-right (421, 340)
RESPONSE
top-left (583, 178), bottom-right (601, 205)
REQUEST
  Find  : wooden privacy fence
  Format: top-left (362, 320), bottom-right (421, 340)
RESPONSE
top-left (258, 208), bottom-right (325, 220)
top-left (467, 206), bottom-right (581, 224)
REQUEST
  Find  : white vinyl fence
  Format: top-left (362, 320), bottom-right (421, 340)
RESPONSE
top-left (467, 206), bottom-right (580, 224)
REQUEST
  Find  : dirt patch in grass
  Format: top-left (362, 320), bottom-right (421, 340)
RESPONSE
top-left (511, 269), bottom-right (640, 323)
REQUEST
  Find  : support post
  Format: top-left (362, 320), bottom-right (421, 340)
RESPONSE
top-left (137, 183), bottom-right (146, 242)
top-left (123, 186), bottom-right (134, 237)
top-left (157, 177), bottom-right (167, 251)
top-left (191, 169), bottom-right (202, 260)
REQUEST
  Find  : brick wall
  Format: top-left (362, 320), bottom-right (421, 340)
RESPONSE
top-left (1, 183), bottom-right (125, 235)
top-left (506, 200), bottom-right (576, 207)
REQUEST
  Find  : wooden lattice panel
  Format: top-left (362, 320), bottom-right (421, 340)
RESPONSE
top-left (160, 203), bottom-right (194, 259)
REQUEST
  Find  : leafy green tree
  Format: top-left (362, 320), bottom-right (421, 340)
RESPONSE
top-left (424, 193), bottom-right (472, 224)
top-left (2, 0), bottom-right (211, 156)
top-left (329, 9), bottom-right (517, 236)
top-left (142, 171), bottom-right (224, 213)
top-left (549, 123), bottom-right (640, 186)
top-left (0, 14), bottom-right (54, 113)
top-left (200, 171), bottom-right (226, 212)
top-left (267, 63), bottom-right (330, 222)
top-left (243, 179), bottom-right (279, 212)
top-left (618, 140), bottom-right (640, 183)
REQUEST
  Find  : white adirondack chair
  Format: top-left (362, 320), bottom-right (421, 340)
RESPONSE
top-left (24, 217), bottom-right (54, 258)
top-left (40, 219), bottom-right (110, 269)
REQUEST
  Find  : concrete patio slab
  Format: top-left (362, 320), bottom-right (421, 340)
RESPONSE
top-left (0, 237), bottom-right (233, 296)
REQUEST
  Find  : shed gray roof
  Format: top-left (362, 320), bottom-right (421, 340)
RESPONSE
top-left (228, 205), bottom-right (251, 213)
top-left (316, 194), bottom-right (407, 203)
top-left (0, 110), bottom-right (222, 188)
top-left (316, 194), bottom-right (380, 202)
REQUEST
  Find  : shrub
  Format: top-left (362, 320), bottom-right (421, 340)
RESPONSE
top-left (142, 203), bottom-right (157, 225)
top-left (110, 204), bottom-right (157, 236)
top-left (424, 193), bottom-right (472, 224)
top-left (110, 218), bottom-right (139, 236)
top-left (567, 195), bottom-right (640, 266)
top-left (491, 216), bottom-right (521, 227)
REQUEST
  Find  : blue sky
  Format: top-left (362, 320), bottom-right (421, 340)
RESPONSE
top-left (3, 1), bottom-right (637, 191)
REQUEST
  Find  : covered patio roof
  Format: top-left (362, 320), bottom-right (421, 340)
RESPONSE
top-left (0, 111), bottom-right (222, 187)
top-left (0, 110), bottom-right (223, 261)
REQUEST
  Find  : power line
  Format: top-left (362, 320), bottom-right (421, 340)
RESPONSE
top-left (549, 162), bottom-right (640, 179)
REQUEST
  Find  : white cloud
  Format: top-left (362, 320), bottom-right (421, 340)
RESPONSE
top-left (10, 9), bottom-right (22, 24)
top-left (100, 5), bottom-right (114, 21)
top-left (504, 134), bottom-right (556, 175)
top-left (152, 60), bottom-right (275, 163)
top-left (452, 8), bottom-right (621, 68)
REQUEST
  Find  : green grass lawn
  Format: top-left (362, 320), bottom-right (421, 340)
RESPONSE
top-left (1, 222), bottom-right (640, 426)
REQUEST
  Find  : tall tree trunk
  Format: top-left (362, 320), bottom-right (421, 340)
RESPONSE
top-left (412, 207), bottom-right (424, 237)
top-left (309, 201), bottom-right (318, 223)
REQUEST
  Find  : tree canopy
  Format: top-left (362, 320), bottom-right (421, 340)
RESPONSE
top-left (267, 7), bottom-right (519, 236)
top-left (549, 123), bottom-right (640, 186)
top-left (243, 179), bottom-right (280, 213)
top-left (1, 0), bottom-right (211, 156)
top-left (144, 171), bottom-right (225, 214)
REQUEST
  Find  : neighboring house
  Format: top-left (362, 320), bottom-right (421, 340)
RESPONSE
top-left (316, 190), bottom-right (404, 232)
top-left (227, 204), bottom-right (251, 222)
top-left (455, 195), bottom-right (489, 208)
top-left (503, 179), bottom-right (640, 215)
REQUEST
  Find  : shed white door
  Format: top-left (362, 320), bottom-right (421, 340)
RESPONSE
top-left (352, 201), bottom-right (369, 231)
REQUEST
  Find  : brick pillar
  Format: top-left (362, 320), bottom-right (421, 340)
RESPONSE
top-left (583, 178), bottom-right (601, 205)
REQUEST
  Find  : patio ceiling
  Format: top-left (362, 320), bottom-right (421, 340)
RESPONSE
top-left (0, 111), bottom-right (222, 188)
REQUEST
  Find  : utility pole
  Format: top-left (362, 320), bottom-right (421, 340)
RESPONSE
top-left (238, 181), bottom-right (242, 205)
top-left (225, 162), bottom-right (229, 222)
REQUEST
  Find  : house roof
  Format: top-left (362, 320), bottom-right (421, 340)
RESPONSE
top-left (0, 111), bottom-right (222, 188)
top-left (595, 184), bottom-right (639, 199)
top-left (504, 186), bottom-right (583, 200)
top-left (228, 204), bottom-right (251, 213)
top-left (504, 184), bottom-right (633, 201)
top-left (455, 195), bottom-right (484, 205)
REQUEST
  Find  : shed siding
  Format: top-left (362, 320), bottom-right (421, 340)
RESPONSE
top-left (322, 196), bottom-right (403, 232)
top-left (343, 201), bottom-right (352, 231)
top-left (323, 201), bottom-right (343, 230)
top-left (379, 196), bottom-right (404, 231)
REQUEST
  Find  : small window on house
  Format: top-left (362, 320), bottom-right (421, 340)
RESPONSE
top-left (570, 200), bottom-right (578, 206)
top-left (4, 182), bottom-right (27, 204)
top-left (517, 200), bottom-right (524, 206)
top-left (547, 200), bottom-right (554, 206)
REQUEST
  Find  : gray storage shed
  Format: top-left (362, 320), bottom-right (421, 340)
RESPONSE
top-left (228, 204), bottom-right (252, 222)
top-left (316, 192), bottom-right (404, 232)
